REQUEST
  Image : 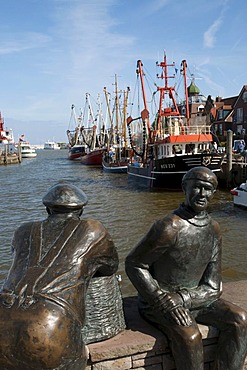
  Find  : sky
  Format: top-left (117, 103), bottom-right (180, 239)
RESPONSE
top-left (0, 0), bottom-right (247, 144)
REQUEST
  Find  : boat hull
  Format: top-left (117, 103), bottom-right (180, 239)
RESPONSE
top-left (68, 145), bottom-right (86, 160)
top-left (128, 153), bottom-right (224, 190)
top-left (80, 149), bottom-right (105, 166)
top-left (102, 158), bottom-right (128, 173)
top-left (21, 152), bottom-right (37, 158)
top-left (230, 182), bottom-right (247, 208)
top-left (19, 143), bottom-right (37, 158)
top-left (232, 195), bottom-right (247, 208)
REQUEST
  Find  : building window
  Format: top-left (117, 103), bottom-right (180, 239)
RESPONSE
top-left (242, 91), bottom-right (247, 103)
top-left (219, 124), bottom-right (223, 135)
top-left (218, 110), bottom-right (223, 119)
top-left (237, 125), bottom-right (243, 135)
top-left (236, 108), bottom-right (243, 123)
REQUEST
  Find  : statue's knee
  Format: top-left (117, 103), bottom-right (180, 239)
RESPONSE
top-left (175, 325), bottom-right (202, 349)
top-left (185, 327), bottom-right (202, 347)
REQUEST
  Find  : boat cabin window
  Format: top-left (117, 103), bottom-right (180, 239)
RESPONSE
top-left (185, 144), bottom-right (195, 154)
top-left (172, 145), bottom-right (182, 154)
top-left (159, 145), bottom-right (164, 157)
top-left (158, 145), bottom-right (169, 158)
top-left (198, 143), bottom-right (210, 152)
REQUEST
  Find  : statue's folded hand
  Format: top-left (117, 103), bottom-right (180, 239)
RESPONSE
top-left (156, 292), bottom-right (193, 326)
top-left (169, 306), bottom-right (193, 326)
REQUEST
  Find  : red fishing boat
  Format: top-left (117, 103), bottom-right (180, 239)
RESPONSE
top-left (67, 94), bottom-right (107, 165)
top-left (81, 147), bottom-right (106, 165)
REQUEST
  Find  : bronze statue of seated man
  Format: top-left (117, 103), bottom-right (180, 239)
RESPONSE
top-left (126, 167), bottom-right (247, 370)
top-left (0, 183), bottom-right (119, 370)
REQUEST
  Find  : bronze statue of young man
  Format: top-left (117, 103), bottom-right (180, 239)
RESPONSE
top-left (126, 167), bottom-right (247, 370)
top-left (0, 183), bottom-right (119, 370)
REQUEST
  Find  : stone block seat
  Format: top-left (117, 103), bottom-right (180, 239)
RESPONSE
top-left (86, 281), bottom-right (247, 370)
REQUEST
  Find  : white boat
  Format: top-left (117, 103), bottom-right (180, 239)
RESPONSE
top-left (230, 181), bottom-right (247, 208)
top-left (44, 141), bottom-right (60, 150)
top-left (19, 142), bottom-right (37, 158)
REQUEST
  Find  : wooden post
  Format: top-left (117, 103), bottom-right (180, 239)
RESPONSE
top-left (226, 130), bottom-right (233, 187)
top-left (4, 145), bottom-right (8, 165)
top-left (18, 143), bottom-right (22, 162)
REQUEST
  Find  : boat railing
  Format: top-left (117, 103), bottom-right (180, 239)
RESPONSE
top-left (152, 124), bottom-right (212, 139)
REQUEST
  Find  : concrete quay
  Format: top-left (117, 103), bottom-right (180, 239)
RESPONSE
top-left (86, 280), bottom-right (247, 370)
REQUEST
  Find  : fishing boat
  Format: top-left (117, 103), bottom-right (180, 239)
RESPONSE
top-left (0, 112), bottom-right (21, 165)
top-left (81, 147), bottom-right (106, 165)
top-left (18, 135), bottom-right (37, 158)
top-left (79, 93), bottom-right (107, 166)
top-left (230, 181), bottom-right (247, 208)
top-left (67, 105), bottom-right (87, 160)
top-left (102, 76), bottom-right (131, 173)
top-left (127, 53), bottom-right (224, 190)
top-left (44, 141), bottom-right (60, 150)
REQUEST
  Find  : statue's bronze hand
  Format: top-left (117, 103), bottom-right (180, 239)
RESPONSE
top-left (157, 292), bottom-right (183, 311)
top-left (156, 292), bottom-right (192, 326)
top-left (169, 306), bottom-right (193, 326)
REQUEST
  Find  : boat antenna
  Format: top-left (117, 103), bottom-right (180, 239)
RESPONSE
top-left (156, 52), bottom-right (180, 131)
top-left (136, 60), bottom-right (151, 137)
top-left (180, 59), bottom-right (190, 127)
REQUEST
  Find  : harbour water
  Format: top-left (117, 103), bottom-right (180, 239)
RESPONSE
top-left (1, 150), bottom-right (246, 297)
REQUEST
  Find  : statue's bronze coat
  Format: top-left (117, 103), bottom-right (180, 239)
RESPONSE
top-left (0, 184), bottom-right (118, 370)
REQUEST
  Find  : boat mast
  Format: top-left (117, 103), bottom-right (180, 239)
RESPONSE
top-left (85, 93), bottom-right (96, 150)
top-left (114, 74), bottom-right (120, 137)
top-left (123, 86), bottom-right (130, 149)
top-left (180, 59), bottom-right (190, 127)
top-left (156, 53), bottom-right (180, 130)
top-left (84, 93), bottom-right (95, 128)
top-left (104, 87), bottom-right (113, 130)
top-left (96, 93), bottom-right (105, 146)
top-left (0, 112), bottom-right (4, 133)
top-left (136, 60), bottom-right (151, 136)
top-left (72, 104), bottom-right (80, 145)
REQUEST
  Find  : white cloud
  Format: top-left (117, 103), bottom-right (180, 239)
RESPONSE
top-left (0, 32), bottom-right (51, 55)
top-left (203, 16), bottom-right (223, 48)
top-left (203, 1), bottom-right (230, 49)
top-left (146, 0), bottom-right (171, 13)
top-left (49, 0), bottom-right (137, 86)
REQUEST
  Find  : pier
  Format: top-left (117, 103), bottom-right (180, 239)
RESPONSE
top-left (0, 143), bottom-right (21, 165)
top-left (86, 281), bottom-right (247, 370)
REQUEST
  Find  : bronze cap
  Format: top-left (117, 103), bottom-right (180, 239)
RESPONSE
top-left (43, 183), bottom-right (88, 210)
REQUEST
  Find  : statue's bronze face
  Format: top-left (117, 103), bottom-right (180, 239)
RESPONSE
top-left (184, 179), bottom-right (215, 213)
